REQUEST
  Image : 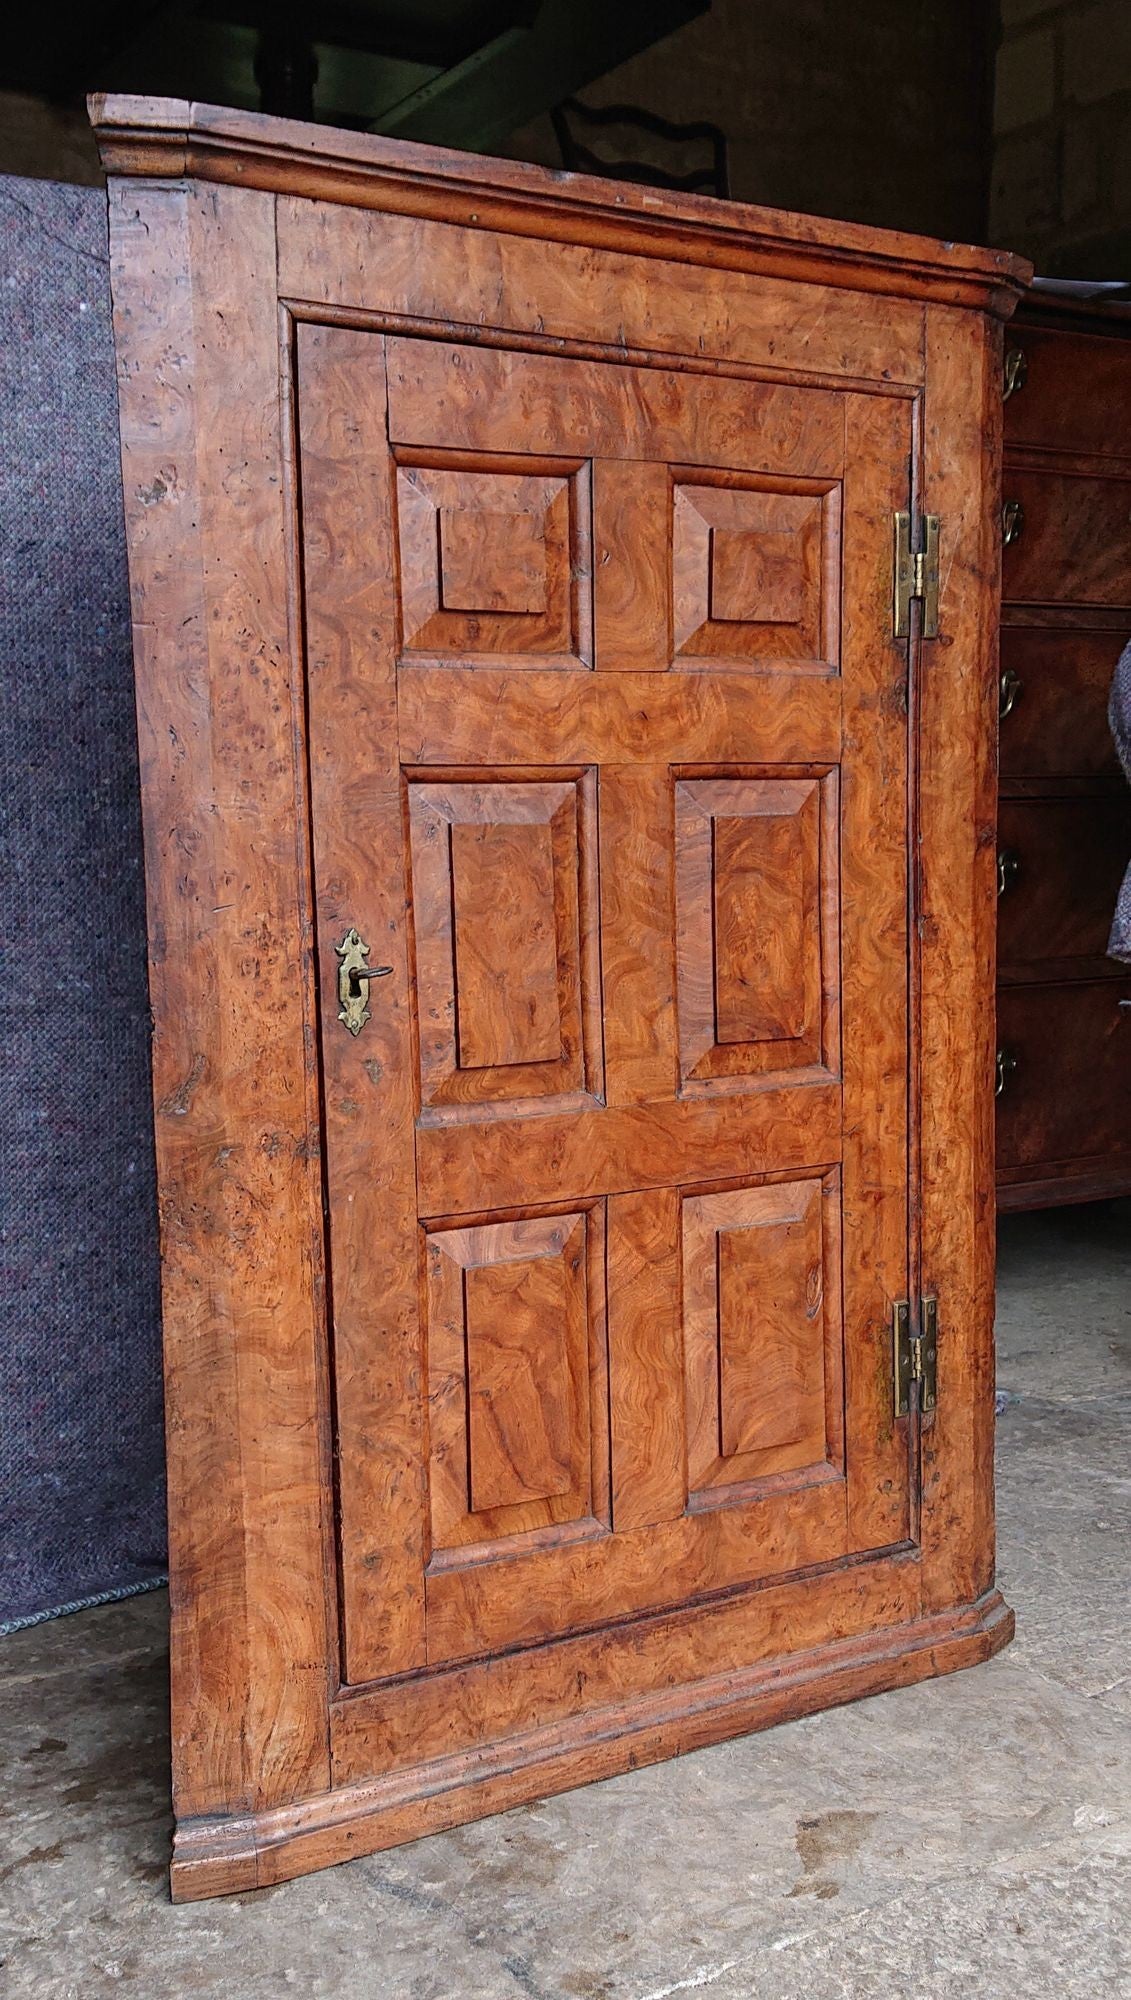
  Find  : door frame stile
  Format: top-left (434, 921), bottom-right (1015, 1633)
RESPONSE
top-left (915, 303), bottom-right (1008, 1618)
top-left (277, 295), bottom-right (344, 1698)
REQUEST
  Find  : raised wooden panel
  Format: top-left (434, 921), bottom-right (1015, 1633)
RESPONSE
top-left (424, 1207), bottom-right (609, 1556)
top-left (713, 808), bottom-right (806, 1043)
top-left (683, 1175), bottom-right (842, 1496)
top-left (407, 772), bottom-right (602, 1116)
top-left (396, 457), bottom-right (592, 665)
top-left (452, 818), bottom-right (561, 1066)
top-left (440, 504), bottom-right (547, 614)
top-left (467, 1252), bottom-right (572, 1511)
top-left (674, 772), bottom-right (838, 1089)
top-left (672, 477), bottom-right (840, 667)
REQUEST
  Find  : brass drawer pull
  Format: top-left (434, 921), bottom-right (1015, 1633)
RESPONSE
top-left (336, 927), bottom-right (392, 1037)
top-left (999, 668), bottom-right (1023, 720)
top-left (995, 1047), bottom-right (1018, 1098)
top-left (1002, 498), bottom-right (1025, 547)
top-left (997, 849), bottom-right (1021, 898)
top-left (1003, 347), bottom-right (1028, 401)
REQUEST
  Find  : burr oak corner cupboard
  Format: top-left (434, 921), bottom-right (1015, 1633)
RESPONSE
top-left (92, 94), bottom-right (1030, 1902)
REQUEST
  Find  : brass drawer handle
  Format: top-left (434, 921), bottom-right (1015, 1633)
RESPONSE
top-left (336, 927), bottom-right (392, 1037)
top-left (1002, 499), bottom-right (1025, 547)
top-left (999, 668), bottom-right (1023, 720)
top-left (1003, 346), bottom-right (1028, 401)
top-left (997, 849), bottom-right (1021, 897)
top-left (995, 1047), bottom-right (1018, 1098)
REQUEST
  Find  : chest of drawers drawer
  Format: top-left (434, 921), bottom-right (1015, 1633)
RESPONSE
top-left (1001, 469), bottom-right (1131, 610)
top-left (996, 300), bottom-right (1131, 1208)
top-left (997, 794), bottom-right (1131, 974)
top-left (999, 625), bottom-right (1124, 779)
top-left (996, 979), bottom-right (1131, 1184)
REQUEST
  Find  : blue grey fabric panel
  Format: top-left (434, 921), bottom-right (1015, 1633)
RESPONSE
top-left (0, 175), bottom-right (166, 1630)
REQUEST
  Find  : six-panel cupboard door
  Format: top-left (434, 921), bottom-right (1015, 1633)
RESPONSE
top-left (297, 325), bottom-right (913, 1688)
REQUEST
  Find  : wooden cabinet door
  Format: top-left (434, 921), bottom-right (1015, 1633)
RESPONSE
top-left (296, 326), bottom-right (913, 1687)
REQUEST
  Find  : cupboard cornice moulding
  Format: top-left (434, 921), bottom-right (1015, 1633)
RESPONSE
top-left (89, 93), bottom-right (1032, 317)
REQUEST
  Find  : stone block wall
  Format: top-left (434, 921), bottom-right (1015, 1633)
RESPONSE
top-left (991, 0), bottom-right (1131, 272)
top-left (507, 0), bottom-right (997, 244)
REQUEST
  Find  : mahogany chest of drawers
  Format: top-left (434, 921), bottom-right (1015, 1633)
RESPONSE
top-left (94, 92), bottom-right (1026, 1898)
top-left (998, 299), bottom-right (1131, 1210)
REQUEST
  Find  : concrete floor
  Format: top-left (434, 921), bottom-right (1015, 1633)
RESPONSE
top-left (2, 1202), bottom-right (1129, 1999)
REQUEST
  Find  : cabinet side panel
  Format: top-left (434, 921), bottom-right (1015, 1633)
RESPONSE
top-left (918, 304), bottom-right (1003, 1614)
top-left (107, 180), bottom-right (332, 1818)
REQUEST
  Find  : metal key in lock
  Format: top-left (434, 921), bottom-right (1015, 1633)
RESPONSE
top-left (336, 927), bottom-right (391, 1037)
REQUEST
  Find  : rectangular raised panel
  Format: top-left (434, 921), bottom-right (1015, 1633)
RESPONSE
top-left (673, 477), bottom-right (840, 668)
top-left (425, 1208), bottom-right (608, 1553)
top-left (451, 819), bottom-right (562, 1067)
top-left (396, 458), bottom-right (592, 665)
top-left (440, 505), bottom-right (548, 614)
top-left (683, 1176), bottom-right (841, 1495)
top-left (711, 525), bottom-right (804, 624)
top-left (408, 773), bottom-right (601, 1115)
top-left (466, 1253), bottom-right (573, 1511)
top-left (675, 773), bottom-right (837, 1087)
top-left (713, 810), bottom-right (808, 1044)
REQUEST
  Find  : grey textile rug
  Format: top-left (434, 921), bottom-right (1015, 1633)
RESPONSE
top-left (0, 176), bottom-right (166, 1631)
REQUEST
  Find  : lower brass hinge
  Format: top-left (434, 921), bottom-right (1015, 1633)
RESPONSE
top-left (893, 1295), bottom-right (939, 1416)
top-left (893, 512), bottom-right (941, 639)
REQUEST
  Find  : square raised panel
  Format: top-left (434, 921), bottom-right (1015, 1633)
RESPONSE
top-left (408, 772), bottom-right (601, 1118)
top-left (439, 505), bottom-right (547, 614)
top-left (672, 476), bottom-right (840, 669)
top-left (425, 1206), bottom-right (608, 1555)
top-left (682, 1175), bottom-right (843, 1499)
top-left (674, 771), bottom-right (839, 1090)
top-left (396, 458), bottom-right (592, 665)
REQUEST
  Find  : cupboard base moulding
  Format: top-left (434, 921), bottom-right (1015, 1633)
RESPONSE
top-left (171, 1586), bottom-right (1013, 1903)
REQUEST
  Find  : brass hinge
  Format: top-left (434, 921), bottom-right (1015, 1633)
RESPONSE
top-left (893, 512), bottom-right (941, 640)
top-left (893, 1295), bottom-right (939, 1417)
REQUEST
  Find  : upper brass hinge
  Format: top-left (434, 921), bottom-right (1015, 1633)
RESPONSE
top-left (893, 1295), bottom-right (939, 1417)
top-left (893, 512), bottom-right (941, 640)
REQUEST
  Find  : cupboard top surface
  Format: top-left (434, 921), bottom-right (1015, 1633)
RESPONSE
top-left (89, 92), bottom-right (1031, 317)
